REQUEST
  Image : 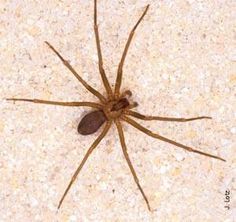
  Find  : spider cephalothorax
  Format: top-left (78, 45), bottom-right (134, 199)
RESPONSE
top-left (103, 96), bottom-right (131, 120)
top-left (78, 90), bottom-right (135, 135)
top-left (7, 0), bottom-right (225, 211)
top-left (78, 94), bottom-right (133, 135)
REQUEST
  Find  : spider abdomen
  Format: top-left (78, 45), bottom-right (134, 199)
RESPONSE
top-left (78, 110), bottom-right (107, 135)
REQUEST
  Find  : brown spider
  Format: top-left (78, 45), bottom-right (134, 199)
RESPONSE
top-left (7, 0), bottom-right (225, 211)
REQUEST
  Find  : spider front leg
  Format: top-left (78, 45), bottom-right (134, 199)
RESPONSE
top-left (114, 5), bottom-right (150, 98)
top-left (125, 110), bottom-right (212, 122)
top-left (122, 116), bottom-right (225, 162)
top-left (94, 0), bottom-right (113, 99)
top-left (6, 98), bottom-right (102, 109)
top-left (115, 120), bottom-right (151, 211)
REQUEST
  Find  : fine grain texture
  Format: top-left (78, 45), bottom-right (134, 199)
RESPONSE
top-left (0, 0), bottom-right (235, 221)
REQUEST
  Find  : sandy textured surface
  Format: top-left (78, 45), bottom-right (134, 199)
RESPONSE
top-left (0, 0), bottom-right (235, 221)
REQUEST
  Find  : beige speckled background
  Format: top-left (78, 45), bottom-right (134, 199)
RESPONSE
top-left (0, 0), bottom-right (235, 221)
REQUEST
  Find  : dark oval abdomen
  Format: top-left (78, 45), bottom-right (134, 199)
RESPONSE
top-left (78, 110), bottom-right (107, 135)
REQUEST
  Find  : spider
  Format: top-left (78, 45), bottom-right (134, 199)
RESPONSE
top-left (7, 0), bottom-right (225, 211)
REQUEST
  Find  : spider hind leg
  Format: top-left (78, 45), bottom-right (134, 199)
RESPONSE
top-left (115, 120), bottom-right (152, 211)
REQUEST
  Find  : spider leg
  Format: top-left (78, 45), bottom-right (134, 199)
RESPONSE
top-left (114, 5), bottom-right (150, 98)
top-left (125, 110), bottom-right (212, 122)
top-left (94, 0), bottom-right (113, 99)
top-left (122, 116), bottom-right (226, 162)
top-left (6, 98), bottom-right (102, 109)
top-left (58, 121), bottom-right (112, 209)
top-left (115, 120), bottom-right (151, 211)
top-left (45, 41), bottom-right (106, 103)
